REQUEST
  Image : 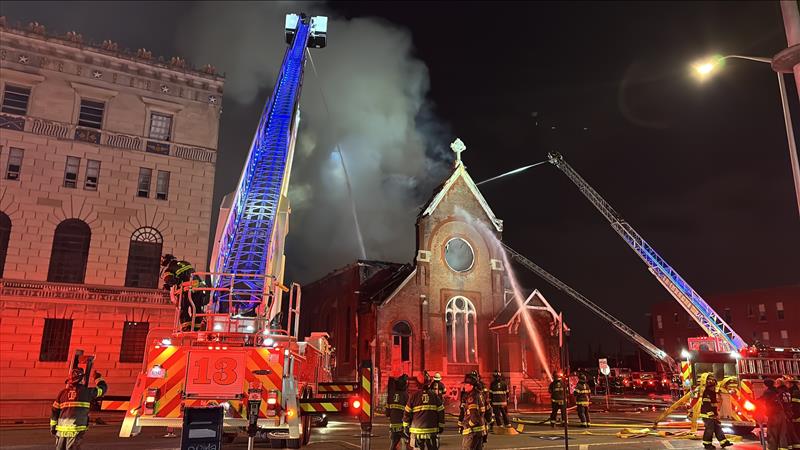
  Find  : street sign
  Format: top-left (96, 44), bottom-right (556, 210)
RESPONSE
top-left (599, 358), bottom-right (610, 376)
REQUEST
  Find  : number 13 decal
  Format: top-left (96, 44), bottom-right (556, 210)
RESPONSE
top-left (193, 357), bottom-right (238, 385)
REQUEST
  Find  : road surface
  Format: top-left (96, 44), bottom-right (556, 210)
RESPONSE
top-left (0, 411), bottom-right (763, 450)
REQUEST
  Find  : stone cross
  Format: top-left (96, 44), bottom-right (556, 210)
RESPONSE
top-left (451, 138), bottom-right (466, 165)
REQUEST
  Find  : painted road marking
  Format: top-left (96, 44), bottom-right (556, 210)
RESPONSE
top-left (494, 440), bottom-right (664, 450)
top-left (661, 441), bottom-right (675, 449)
top-left (579, 445), bottom-right (589, 450)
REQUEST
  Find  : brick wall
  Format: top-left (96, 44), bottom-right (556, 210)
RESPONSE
top-left (0, 292), bottom-right (172, 421)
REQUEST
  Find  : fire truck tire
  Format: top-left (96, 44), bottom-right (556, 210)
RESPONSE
top-left (270, 438), bottom-right (286, 448)
top-left (287, 438), bottom-right (302, 449)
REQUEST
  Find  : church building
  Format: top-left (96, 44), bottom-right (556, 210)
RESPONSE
top-left (300, 140), bottom-right (562, 404)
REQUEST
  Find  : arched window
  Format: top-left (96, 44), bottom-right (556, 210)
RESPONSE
top-left (392, 321), bottom-right (412, 363)
top-left (124, 227), bottom-right (163, 288)
top-left (0, 212), bottom-right (11, 278)
top-left (445, 296), bottom-right (477, 363)
top-left (48, 219), bottom-right (91, 283)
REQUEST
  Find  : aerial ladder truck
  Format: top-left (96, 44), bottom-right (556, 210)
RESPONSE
top-left (542, 152), bottom-right (800, 433)
top-left (116, 14), bottom-right (372, 448)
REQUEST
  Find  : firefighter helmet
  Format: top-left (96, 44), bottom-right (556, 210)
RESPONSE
top-left (68, 367), bottom-right (85, 385)
top-left (463, 373), bottom-right (479, 386)
top-left (493, 371), bottom-right (502, 379)
top-left (579, 373), bottom-right (588, 382)
top-left (395, 374), bottom-right (408, 391)
top-left (161, 253), bottom-right (177, 267)
top-left (433, 372), bottom-right (442, 381)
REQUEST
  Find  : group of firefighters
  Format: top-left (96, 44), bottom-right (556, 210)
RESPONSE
top-left (386, 371), bottom-right (512, 450)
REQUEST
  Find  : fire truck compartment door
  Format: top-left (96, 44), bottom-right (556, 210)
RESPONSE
top-left (185, 350), bottom-right (247, 398)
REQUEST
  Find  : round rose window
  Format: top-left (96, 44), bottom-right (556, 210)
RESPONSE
top-left (444, 237), bottom-right (474, 272)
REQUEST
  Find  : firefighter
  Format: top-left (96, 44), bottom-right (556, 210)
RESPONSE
top-left (387, 375), bottom-right (410, 450)
top-left (759, 378), bottom-right (791, 450)
top-left (403, 378), bottom-right (444, 450)
top-left (490, 371), bottom-right (511, 428)
top-left (458, 373), bottom-right (486, 450)
top-left (697, 373), bottom-right (733, 449)
top-left (51, 368), bottom-right (108, 450)
top-left (789, 379), bottom-right (800, 443)
top-left (547, 374), bottom-right (566, 427)
top-left (574, 373), bottom-right (591, 427)
top-left (430, 373), bottom-right (446, 403)
top-left (161, 254), bottom-right (206, 331)
top-left (777, 377), bottom-right (800, 448)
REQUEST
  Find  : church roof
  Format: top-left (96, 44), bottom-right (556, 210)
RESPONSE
top-left (419, 160), bottom-right (503, 232)
top-left (488, 289), bottom-right (565, 331)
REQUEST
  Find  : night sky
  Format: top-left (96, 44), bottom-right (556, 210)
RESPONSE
top-left (4, 1), bottom-right (798, 362)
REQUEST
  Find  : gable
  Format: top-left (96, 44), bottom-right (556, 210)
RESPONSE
top-left (419, 162), bottom-right (503, 232)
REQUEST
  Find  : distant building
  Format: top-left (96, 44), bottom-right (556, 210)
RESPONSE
top-left (651, 285), bottom-right (800, 358)
top-left (0, 18), bottom-right (223, 420)
top-left (301, 147), bottom-right (562, 405)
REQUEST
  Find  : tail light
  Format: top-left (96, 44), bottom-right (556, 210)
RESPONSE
top-left (349, 397), bottom-right (362, 414)
top-left (144, 388), bottom-right (159, 415)
top-left (743, 400), bottom-right (756, 412)
top-left (266, 390), bottom-right (279, 416)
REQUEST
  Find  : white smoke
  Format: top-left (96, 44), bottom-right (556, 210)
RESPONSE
top-left (176, 2), bottom-right (451, 281)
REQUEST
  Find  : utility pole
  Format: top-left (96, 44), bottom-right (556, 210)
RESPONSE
top-left (559, 313), bottom-right (569, 449)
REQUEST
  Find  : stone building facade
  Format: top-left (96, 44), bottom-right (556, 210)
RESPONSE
top-left (302, 150), bottom-right (561, 404)
top-left (0, 19), bottom-right (223, 420)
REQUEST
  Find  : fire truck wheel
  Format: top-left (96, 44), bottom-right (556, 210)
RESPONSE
top-left (270, 438), bottom-right (285, 448)
top-left (287, 438), bottom-right (302, 449)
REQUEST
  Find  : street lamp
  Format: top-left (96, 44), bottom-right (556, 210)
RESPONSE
top-left (692, 54), bottom-right (800, 218)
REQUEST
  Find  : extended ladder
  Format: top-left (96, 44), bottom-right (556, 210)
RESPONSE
top-left (502, 243), bottom-right (679, 373)
top-left (547, 152), bottom-right (747, 352)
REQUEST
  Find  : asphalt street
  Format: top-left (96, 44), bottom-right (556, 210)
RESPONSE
top-left (0, 411), bottom-right (766, 450)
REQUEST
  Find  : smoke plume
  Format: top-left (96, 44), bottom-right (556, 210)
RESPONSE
top-left (176, 2), bottom-right (451, 282)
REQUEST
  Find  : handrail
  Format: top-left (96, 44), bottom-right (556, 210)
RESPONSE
top-left (0, 112), bottom-right (216, 163)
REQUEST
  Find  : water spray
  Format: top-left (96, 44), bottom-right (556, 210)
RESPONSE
top-left (454, 207), bottom-right (553, 380)
top-left (476, 160), bottom-right (548, 186)
top-left (307, 49), bottom-right (367, 259)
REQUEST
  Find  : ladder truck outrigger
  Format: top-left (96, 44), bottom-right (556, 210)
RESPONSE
top-left (116, 14), bottom-right (373, 448)
top-left (544, 152), bottom-right (800, 433)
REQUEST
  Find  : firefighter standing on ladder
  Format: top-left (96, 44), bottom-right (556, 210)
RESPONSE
top-left (51, 368), bottom-right (107, 450)
top-left (698, 373), bottom-right (733, 449)
top-left (459, 373), bottom-right (487, 450)
top-left (574, 373), bottom-right (591, 427)
top-left (161, 254), bottom-right (206, 331)
top-left (490, 371), bottom-right (511, 429)
top-left (403, 377), bottom-right (445, 450)
top-left (387, 375), bottom-right (410, 450)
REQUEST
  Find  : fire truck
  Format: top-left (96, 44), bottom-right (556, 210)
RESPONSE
top-left (540, 153), bottom-right (800, 434)
top-left (113, 13), bottom-right (374, 447)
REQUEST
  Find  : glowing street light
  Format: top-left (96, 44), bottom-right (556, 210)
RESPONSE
top-left (691, 53), bottom-right (800, 218)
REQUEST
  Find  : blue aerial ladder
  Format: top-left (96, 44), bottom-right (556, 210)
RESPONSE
top-left (211, 14), bottom-right (327, 317)
top-left (546, 152), bottom-right (748, 352)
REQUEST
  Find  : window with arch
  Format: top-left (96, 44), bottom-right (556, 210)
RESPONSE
top-left (445, 296), bottom-right (477, 363)
top-left (125, 227), bottom-right (163, 288)
top-left (392, 321), bottom-right (412, 363)
top-left (0, 212), bottom-right (11, 278)
top-left (48, 219), bottom-right (91, 283)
